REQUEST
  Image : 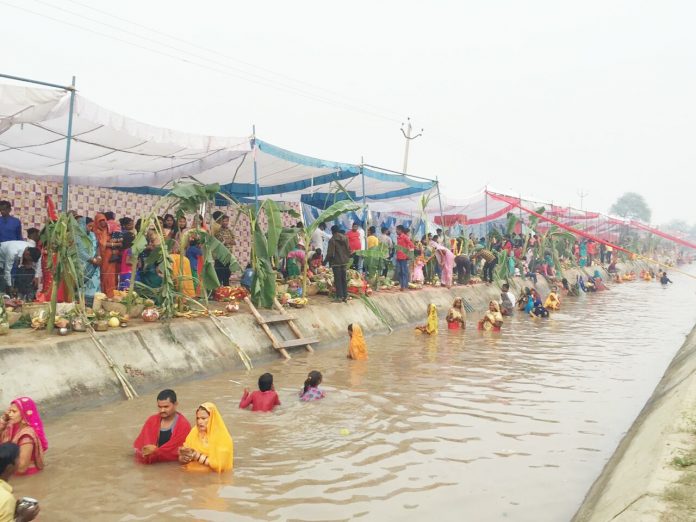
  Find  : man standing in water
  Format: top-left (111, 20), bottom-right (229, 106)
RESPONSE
top-left (133, 389), bottom-right (191, 464)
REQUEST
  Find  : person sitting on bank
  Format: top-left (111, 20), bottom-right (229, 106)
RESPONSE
top-left (0, 398), bottom-right (47, 476)
top-left (0, 443), bottom-right (40, 522)
top-left (544, 286), bottom-right (561, 310)
top-left (179, 402), bottom-right (233, 473)
top-left (239, 373), bottom-right (281, 412)
top-left (299, 371), bottom-right (326, 401)
top-left (347, 323), bottom-right (369, 359)
top-left (500, 283), bottom-right (516, 316)
top-left (416, 304), bottom-right (438, 335)
top-left (478, 301), bottom-right (503, 331)
top-left (446, 298), bottom-right (466, 330)
top-left (133, 389), bottom-right (191, 464)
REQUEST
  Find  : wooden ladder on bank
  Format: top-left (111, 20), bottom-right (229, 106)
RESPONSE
top-left (244, 297), bottom-right (317, 360)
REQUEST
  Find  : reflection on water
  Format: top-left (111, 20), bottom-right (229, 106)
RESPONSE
top-left (14, 274), bottom-right (696, 521)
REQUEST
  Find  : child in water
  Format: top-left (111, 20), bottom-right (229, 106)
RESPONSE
top-left (416, 303), bottom-right (438, 334)
top-left (239, 373), bottom-right (281, 412)
top-left (299, 370), bottom-right (326, 401)
top-left (660, 271), bottom-right (673, 285)
top-left (347, 323), bottom-right (368, 360)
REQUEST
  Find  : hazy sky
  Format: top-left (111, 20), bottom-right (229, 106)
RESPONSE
top-left (2, 0), bottom-right (694, 224)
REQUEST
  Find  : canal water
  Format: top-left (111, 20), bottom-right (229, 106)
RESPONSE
top-left (14, 273), bottom-right (696, 521)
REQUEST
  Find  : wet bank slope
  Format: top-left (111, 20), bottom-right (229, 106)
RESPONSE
top-left (0, 264), bottom-right (631, 415)
top-left (573, 323), bottom-right (696, 521)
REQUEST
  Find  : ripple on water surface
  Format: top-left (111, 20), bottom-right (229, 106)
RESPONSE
top-left (17, 273), bottom-right (696, 521)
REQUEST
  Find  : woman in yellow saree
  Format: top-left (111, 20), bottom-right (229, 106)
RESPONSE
top-left (416, 303), bottom-right (438, 334)
top-left (544, 286), bottom-right (561, 310)
top-left (179, 402), bottom-right (233, 473)
top-left (169, 243), bottom-right (196, 298)
top-left (478, 301), bottom-right (503, 331)
top-left (347, 323), bottom-right (368, 360)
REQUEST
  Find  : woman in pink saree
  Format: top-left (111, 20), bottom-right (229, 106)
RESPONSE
top-left (0, 397), bottom-right (48, 475)
top-left (432, 240), bottom-right (455, 288)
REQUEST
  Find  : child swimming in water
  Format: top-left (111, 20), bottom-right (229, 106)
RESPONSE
top-left (239, 373), bottom-right (281, 412)
top-left (299, 370), bottom-right (326, 401)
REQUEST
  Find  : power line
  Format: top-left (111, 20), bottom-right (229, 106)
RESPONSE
top-left (1, 0), bottom-right (402, 123)
top-left (62, 0), bottom-right (404, 122)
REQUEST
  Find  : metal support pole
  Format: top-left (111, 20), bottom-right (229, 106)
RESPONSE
top-left (61, 76), bottom-right (76, 212)
top-left (252, 124), bottom-right (259, 210)
top-left (0, 73), bottom-right (70, 90)
top-left (360, 158), bottom-right (367, 234)
top-left (484, 186), bottom-right (489, 237)
top-left (436, 177), bottom-right (446, 243)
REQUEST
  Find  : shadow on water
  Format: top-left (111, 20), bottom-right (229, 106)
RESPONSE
top-left (14, 272), bottom-right (696, 521)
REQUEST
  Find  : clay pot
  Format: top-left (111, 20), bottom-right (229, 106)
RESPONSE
top-left (94, 320), bottom-right (109, 332)
top-left (70, 318), bottom-right (86, 332)
top-left (141, 307), bottom-right (160, 322)
top-left (58, 327), bottom-right (69, 336)
top-left (0, 322), bottom-right (9, 336)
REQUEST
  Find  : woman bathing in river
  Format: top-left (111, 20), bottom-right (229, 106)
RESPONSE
top-left (446, 298), bottom-right (466, 330)
top-left (179, 402), bottom-right (233, 473)
top-left (347, 323), bottom-right (369, 359)
top-left (0, 397), bottom-right (48, 475)
top-left (416, 304), bottom-right (438, 334)
top-left (478, 301), bottom-right (503, 331)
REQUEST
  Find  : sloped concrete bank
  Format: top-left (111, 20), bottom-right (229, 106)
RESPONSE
top-left (0, 263), bottom-right (638, 416)
top-left (572, 322), bottom-right (696, 521)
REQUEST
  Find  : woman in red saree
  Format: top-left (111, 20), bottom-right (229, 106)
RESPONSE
top-left (0, 397), bottom-right (48, 475)
top-left (94, 212), bottom-right (118, 298)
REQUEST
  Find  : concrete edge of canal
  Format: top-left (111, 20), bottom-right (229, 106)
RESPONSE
top-left (572, 313), bottom-right (696, 521)
top-left (0, 262), bottom-right (644, 418)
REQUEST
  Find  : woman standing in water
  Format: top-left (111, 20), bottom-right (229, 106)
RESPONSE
top-left (446, 298), bottom-right (466, 330)
top-left (347, 323), bottom-right (369, 360)
top-left (0, 397), bottom-right (48, 475)
top-left (179, 403), bottom-right (233, 473)
top-left (416, 304), bottom-right (438, 334)
top-left (478, 301), bottom-right (503, 331)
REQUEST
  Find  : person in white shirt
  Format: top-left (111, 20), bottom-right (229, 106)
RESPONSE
top-left (0, 241), bottom-right (41, 292)
top-left (500, 283), bottom-right (517, 315)
top-left (310, 222), bottom-right (330, 253)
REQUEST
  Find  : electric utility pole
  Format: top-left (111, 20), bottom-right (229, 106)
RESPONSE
top-left (400, 117), bottom-right (423, 173)
top-left (577, 189), bottom-right (589, 210)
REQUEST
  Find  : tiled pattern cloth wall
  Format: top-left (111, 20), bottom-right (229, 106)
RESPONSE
top-left (0, 175), bottom-right (299, 270)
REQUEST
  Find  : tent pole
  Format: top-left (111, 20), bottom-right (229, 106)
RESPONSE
top-left (252, 124), bottom-right (258, 210)
top-left (61, 76), bottom-right (76, 212)
top-left (436, 177), bottom-right (446, 242)
top-left (484, 185), bottom-right (489, 237)
top-left (361, 158), bottom-right (367, 233)
top-left (0, 72), bottom-right (70, 90)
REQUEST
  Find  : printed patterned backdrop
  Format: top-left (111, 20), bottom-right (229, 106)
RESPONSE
top-left (0, 175), bottom-right (299, 271)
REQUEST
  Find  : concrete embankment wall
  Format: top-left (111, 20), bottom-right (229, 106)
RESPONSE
top-left (572, 321), bottom-right (696, 521)
top-left (0, 264), bottom-right (632, 416)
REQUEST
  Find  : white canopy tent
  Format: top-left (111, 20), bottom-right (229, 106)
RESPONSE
top-left (0, 79), bottom-right (436, 209)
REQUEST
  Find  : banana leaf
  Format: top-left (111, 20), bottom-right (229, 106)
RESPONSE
top-left (308, 200), bottom-right (362, 235)
top-left (277, 228), bottom-right (298, 258)
top-left (505, 213), bottom-right (519, 236)
top-left (262, 200), bottom-right (283, 260)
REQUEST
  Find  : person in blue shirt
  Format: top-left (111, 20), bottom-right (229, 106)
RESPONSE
top-left (0, 201), bottom-right (22, 243)
top-left (240, 264), bottom-right (254, 290)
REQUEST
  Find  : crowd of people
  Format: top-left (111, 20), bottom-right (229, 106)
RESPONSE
top-left (0, 200), bottom-right (239, 305)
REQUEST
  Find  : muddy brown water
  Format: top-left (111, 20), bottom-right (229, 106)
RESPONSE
top-left (11, 274), bottom-right (696, 521)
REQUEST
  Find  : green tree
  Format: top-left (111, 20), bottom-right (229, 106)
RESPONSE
top-left (609, 192), bottom-right (652, 222)
top-left (663, 219), bottom-right (690, 234)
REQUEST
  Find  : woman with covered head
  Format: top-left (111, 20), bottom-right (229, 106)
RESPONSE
top-left (94, 212), bottom-right (119, 298)
top-left (0, 397), bottom-right (48, 475)
top-left (446, 297), bottom-right (466, 330)
top-left (416, 303), bottom-right (438, 334)
top-left (347, 323), bottom-right (368, 360)
top-left (478, 301), bottom-right (503, 331)
top-left (179, 402), bottom-right (233, 473)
